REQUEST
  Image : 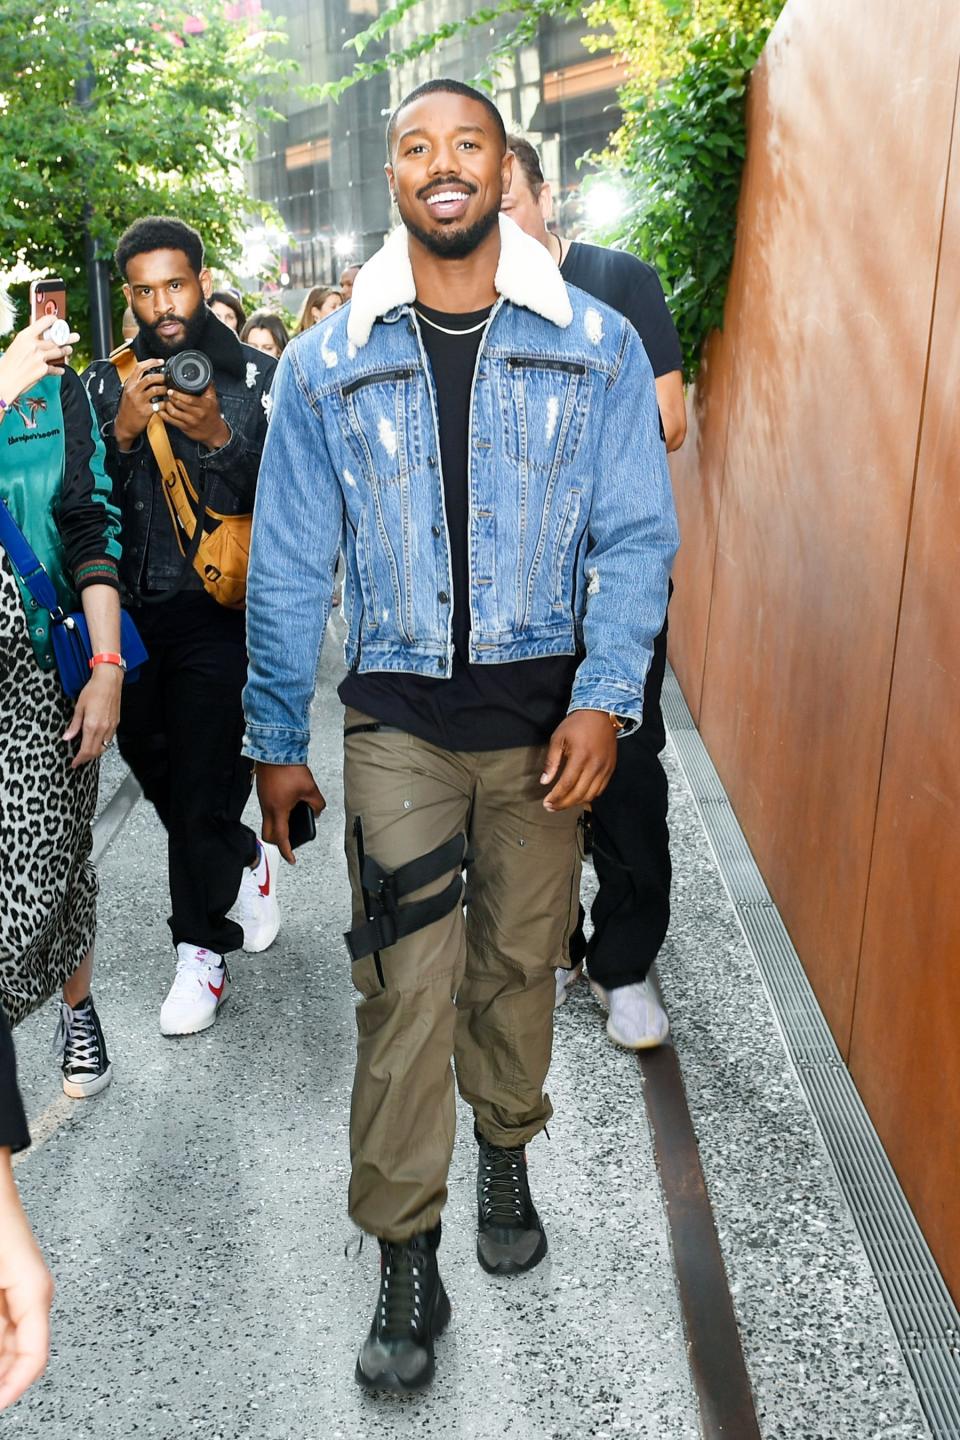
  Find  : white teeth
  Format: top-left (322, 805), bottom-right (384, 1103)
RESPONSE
top-left (427, 191), bottom-right (468, 205)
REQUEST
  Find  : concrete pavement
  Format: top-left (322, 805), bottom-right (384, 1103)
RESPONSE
top-left (3, 627), bottom-right (931, 1439)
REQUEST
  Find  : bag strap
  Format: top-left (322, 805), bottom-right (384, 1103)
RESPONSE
top-left (109, 343), bottom-right (185, 497)
top-left (109, 343), bottom-right (208, 605)
top-left (0, 497), bottom-right (64, 618)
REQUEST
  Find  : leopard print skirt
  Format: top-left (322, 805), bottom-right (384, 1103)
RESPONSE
top-left (0, 553), bottom-right (99, 1025)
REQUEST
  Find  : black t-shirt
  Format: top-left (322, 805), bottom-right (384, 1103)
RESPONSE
top-left (338, 302), bottom-right (578, 750)
top-left (0, 1009), bottom-right (29, 1154)
top-left (561, 242), bottom-right (682, 378)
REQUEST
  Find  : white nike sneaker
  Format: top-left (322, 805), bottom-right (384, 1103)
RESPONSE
top-left (160, 945), bottom-right (230, 1036)
top-left (234, 839), bottom-right (281, 954)
top-left (589, 977), bottom-right (670, 1050)
top-left (554, 962), bottom-right (583, 1008)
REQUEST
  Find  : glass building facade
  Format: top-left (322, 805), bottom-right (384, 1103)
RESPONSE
top-left (250, 0), bottom-right (625, 289)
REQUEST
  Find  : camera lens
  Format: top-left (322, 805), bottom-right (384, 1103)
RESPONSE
top-left (165, 349), bottom-right (213, 395)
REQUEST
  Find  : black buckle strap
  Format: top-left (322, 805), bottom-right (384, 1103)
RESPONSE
top-left (345, 832), bottom-right (466, 964)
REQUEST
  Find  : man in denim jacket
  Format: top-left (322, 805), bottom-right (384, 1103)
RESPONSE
top-left (242, 80), bottom-right (679, 1393)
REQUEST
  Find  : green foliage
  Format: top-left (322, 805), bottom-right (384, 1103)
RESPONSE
top-left (312, 0), bottom-right (581, 102)
top-left (0, 0), bottom-right (292, 346)
top-left (597, 20), bottom-right (776, 376)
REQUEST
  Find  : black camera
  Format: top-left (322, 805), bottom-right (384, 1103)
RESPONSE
top-left (164, 349), bottom-right (213, 395)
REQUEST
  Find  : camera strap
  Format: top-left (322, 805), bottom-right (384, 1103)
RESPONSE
top-left (109, 344), bottom-right (210, 605)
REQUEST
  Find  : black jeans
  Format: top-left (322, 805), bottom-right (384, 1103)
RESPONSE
top-left (117, 593), bottom-right (256, 955)
top-left (570, 606), bottom-right (671, 988)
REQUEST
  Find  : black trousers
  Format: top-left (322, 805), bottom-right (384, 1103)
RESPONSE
top-left (117, 593), bottom-right (256, 956)
top-left (570, 606), bottom-right (670, 988)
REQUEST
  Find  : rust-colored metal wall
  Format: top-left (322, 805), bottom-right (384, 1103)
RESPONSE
top-left (849, 91), bottom-right (960, 1301)
top-left (668, 0), bottom-right (960, 1300)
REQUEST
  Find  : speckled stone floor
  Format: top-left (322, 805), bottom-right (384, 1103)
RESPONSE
top-left (4, 632), bottom-right (932, 1439)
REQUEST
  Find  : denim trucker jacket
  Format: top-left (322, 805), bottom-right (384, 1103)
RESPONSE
top-left (242, 215), bottom-right (679, 766)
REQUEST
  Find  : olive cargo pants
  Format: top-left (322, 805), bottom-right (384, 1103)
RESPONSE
top-left (343, 712), bottom-right (581, 1242)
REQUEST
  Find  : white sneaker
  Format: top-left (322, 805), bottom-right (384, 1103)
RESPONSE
top-left (589, 977), bottom-right (670, 1050)
top-left (234, 839), bottom-right (281, 954)
top-left (554, 963), bottom-right (583, 1008)
top-left (160, 945), bottom-right (230, 1036)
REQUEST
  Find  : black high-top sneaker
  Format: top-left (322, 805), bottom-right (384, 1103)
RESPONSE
top-left (476, 1127), bottom-right (548, 1275)
top-left (56, 995), bottom-right (112, 1099)
top-left (355, 1223), bottom-right (451, 1392)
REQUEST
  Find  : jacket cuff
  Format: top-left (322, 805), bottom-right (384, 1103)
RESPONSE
top-left (567, 678), bottom-right (645, 736)
top-left (73, 557), bottom-right (120, 593)
top-left (102, 421), bottom-right (143, 462)
top-left (242, 721), bottom-right (310, 767)
top-left (199, 421), bottom-right (235, 461)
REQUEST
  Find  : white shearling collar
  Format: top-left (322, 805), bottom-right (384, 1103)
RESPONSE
top-left (347, 213), bottom-right (573, 348)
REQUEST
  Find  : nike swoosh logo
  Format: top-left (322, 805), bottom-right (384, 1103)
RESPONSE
top-left (258, 853), bottom-right (271, 898)
top-left (208, 978), bottom-right (225, 999)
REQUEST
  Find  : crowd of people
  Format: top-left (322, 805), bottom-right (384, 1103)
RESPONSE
top-left (0, 77), bottom-right (684, 1402)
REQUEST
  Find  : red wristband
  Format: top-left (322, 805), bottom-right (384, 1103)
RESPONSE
top-left (89, 652), bottom-right (126, 672)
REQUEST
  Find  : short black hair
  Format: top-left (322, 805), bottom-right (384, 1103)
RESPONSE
top-left (115, 216), bottom-right (205, 278)
top-left (386, 78), bottom-right (507, 159)
top-left (507, 133), bottom-right (545, 198)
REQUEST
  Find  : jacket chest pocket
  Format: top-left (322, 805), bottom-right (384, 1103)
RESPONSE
top-left (339, 368), bottom-right (417, 487)
top-left (501, 357), bottom-right (589, 471)
top-left (219, 392), bottom-right (250, 449)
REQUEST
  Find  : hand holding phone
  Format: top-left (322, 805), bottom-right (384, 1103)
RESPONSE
top-left (0, 317), bottom-right (79, 411)
top-left (29, 278), bottom-right (71, 348)
top-left (288, 798), bottom-right (317, 850)
top-left (255, 763), bottom-right (326, 865)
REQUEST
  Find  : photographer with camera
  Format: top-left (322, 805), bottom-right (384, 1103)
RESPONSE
top-left (84, 217), bottom-right (279, 1038)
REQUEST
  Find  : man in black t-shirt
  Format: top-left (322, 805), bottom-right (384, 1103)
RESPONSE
top-left (503, 138), bottom-right (686, 454)
top-left (503, 134), bottom-right (685, 1052)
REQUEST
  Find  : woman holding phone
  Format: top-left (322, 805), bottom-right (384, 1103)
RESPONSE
top-left (0, 293), bottom-right (122, 1097)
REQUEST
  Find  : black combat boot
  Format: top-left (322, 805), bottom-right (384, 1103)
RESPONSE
top-left (355, 1222), bottom-right (450, 1392)
top-left (475, 1127), bottom-right (548, 1275)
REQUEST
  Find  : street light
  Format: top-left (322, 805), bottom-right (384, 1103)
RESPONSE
top-left (334, 233), bottom-right (357, 259)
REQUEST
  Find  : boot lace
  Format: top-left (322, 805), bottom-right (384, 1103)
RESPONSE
top-left (55, 1001), bottom-right (101, 1074)
top-left (479, 1140), bottom-right (529, 1226)
top-left (377, 1242), bottom-right (426, 1340)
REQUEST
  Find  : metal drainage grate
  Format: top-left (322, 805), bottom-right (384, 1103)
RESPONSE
top-left (662, 666), bottom-right (960, 1440)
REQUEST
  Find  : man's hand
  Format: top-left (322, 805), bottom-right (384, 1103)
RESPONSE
top-left (161, 384), bottom-right (230, 451)
top-left (0, 1155), bottom-right (53, 1411)
top-left (256, 763), bottom-right (326, 865)
top-left (540, 710), bottom-right (618, 812)
top-left (114, 358), bottom-right (167, 451)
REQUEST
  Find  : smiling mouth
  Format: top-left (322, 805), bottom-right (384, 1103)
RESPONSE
top-left (424, 189), bottom-right (473, 220)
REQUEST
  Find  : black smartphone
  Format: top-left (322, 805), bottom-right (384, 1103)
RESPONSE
top-left (288, 799), bottom-right (317, 850)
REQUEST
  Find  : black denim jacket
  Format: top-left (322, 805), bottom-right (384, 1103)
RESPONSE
top-left (83, 312), bottom-right (276, 600)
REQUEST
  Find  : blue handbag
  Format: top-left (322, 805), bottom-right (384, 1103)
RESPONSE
top-left (0, 497), bottom-right (147, 698)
